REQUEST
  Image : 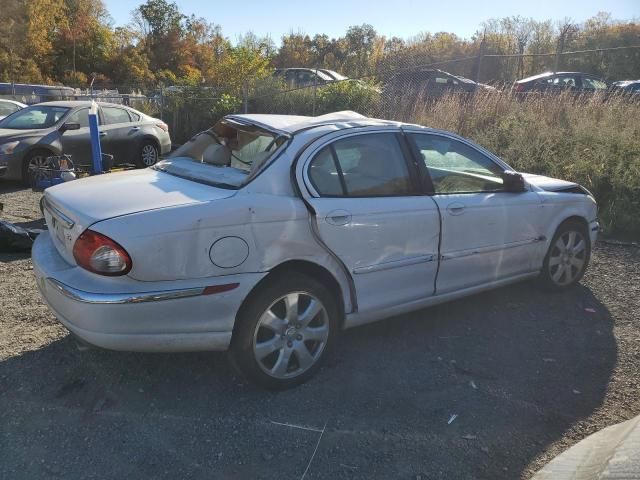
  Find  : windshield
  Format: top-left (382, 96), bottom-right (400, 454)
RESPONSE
top-left (158, 120), bottom-right (286, 188)
top-left (0, 105), bottom-right (69, 129)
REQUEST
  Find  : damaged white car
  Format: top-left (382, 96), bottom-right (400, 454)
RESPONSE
top-left (32, 111), bottom-right (598, 389)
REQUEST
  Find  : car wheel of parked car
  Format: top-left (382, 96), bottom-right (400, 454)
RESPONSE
top-left (230, 273), bottom-right (338, 390)
top-left (539, 220), bottom-right (591, 290)
top-left (22, 149), bottom-right (53, 186)
top-left (138, 141), bottom-right (159, 167)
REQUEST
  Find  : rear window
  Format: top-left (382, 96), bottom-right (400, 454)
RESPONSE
top-left (155, 119), bottom-right (286, 189)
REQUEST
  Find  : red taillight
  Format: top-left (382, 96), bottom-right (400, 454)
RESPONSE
top-left (156, 122), bottom-right (168, 132)
top-left (72, 230), bottom-right (132, 276)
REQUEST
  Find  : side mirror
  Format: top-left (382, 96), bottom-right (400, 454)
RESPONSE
top-left (503, 170), bottom-right (526, 193)
top-left (60, 122), bottom-right (80, 133)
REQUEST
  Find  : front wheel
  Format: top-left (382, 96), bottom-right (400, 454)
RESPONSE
top-left (22, 150), bottom-right (53, 186)
top-left (538, 220), bottom-right (591, 290)
top-left (137, 141), bottom-right (159, 168)
top-left (230, 273), bottom-right (338, 390)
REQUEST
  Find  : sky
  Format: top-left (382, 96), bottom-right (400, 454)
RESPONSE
top-left (103, 0), bottom-right (639, 42)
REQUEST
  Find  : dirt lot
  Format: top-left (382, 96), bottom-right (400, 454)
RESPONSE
top-left (1, 183), bottom-right (639, 479)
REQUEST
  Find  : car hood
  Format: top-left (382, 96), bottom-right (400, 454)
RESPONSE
top-left (521, 173), bottom-right (580, 192)
top-left (0, 128), bottom-right (51, 141)
top-left (45, 168), bottom-right (237, 227)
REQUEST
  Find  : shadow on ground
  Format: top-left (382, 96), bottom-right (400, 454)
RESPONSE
top-left (0, 281), bottom-right (616, 479)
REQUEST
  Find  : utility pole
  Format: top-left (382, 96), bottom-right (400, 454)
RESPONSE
top-left (475, 32), bottom-right (486, 84)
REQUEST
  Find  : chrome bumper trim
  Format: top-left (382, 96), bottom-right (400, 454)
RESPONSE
top-left (46, 278), bottom-right (205, 305)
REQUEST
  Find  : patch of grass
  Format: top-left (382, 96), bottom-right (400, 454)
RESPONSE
top-left (403, 91), bottom-right (640, 237)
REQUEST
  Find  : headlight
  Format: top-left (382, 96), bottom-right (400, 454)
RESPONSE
top-left (0, 141), bottom-right (19, 154)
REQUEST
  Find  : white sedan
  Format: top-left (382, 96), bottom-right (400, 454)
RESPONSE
top-left (32, 111), bottom-right (598, 389)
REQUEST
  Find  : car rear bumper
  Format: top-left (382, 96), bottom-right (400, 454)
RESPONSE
top-left (32, 232), bottom-right (264, 352)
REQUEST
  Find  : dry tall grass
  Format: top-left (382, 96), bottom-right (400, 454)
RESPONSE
top-left (396, 91), bottom-right (640, 237)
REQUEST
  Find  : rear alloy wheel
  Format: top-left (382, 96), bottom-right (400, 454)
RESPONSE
top-left (138, 141), bottom-right (159, 167)
top-left (23, 150), bottom-right (53, 186)
top-left (539, 221), bottom-right (590, 290)
top-left (231, 273), bottom-right (338, 389)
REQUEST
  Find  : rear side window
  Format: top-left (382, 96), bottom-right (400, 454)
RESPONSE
top-left (102, 107), bottom-right (131, 125)
top-left (308, 133), bottom-right (413, 197)
top-left (582, 77), bottom-right (607, 90)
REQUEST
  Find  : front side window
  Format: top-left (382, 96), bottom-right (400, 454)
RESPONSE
top-left (0, 105), bottom-right (69, 130)
top-left (66, 108), bottom-right (90, 127)
top-left (553, 75), bottom-right (577, 87)
top-left (308, 133), bottom-right (413, 197)
top-left (102, 107), bottom-right (131, 125)
top-left (411, 134), bottom-right (504, 194)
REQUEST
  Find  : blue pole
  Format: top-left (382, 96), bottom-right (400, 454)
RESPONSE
top-left (88, 101), bottom-right (103, 174)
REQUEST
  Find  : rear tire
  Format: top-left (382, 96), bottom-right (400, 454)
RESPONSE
top-left (137, 141), bottom-right (159, 168)
top-left (230, 273), bottom-right (339, 390)
top-left (538, 220), bottom-right (591, 290)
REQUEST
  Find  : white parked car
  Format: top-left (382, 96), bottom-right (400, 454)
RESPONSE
top-left (32, 111), bottom-right (598, 389)
top-left (0, 98), bottom-right (26, 120)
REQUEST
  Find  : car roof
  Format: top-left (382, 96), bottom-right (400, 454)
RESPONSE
top-left (226, 111), bottom-right (401, 135)
top-left (0, 98), bottom-right (27, 107)
top-left (33, 100), bottom-right (137, 109)
top-left (516, 71), bottom-right (600, 83)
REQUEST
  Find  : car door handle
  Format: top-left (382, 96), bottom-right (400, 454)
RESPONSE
top-left (446, 202), bottom-right (465, 216)
top-left (99, 132), bottom-right (107, 137)
top-left (326, 210), bottom-right (352, 226)
top-left (131, 126), bottom-right (140, 131)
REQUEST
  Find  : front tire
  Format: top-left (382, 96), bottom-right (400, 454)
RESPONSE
top-left (22, 149), bottom-right (53, 186)
top-left (137, 141), bottom-right (159, 168)
top-left (538, 220), bottom-right (591, 290)
top-left (230, 273), bottom-right (339, 390)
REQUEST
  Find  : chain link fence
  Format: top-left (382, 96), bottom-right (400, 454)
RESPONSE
top-left (0, 45), bottom-right (637, 144)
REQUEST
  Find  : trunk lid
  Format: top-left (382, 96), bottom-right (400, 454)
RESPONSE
top-left (43, 168), bottom-right (237, 264)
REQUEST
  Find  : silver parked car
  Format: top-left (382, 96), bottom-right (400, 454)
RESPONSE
top-left (32, 111), bottom-right (598, 389)
top-left (0, 101), bottom-right (171, 182)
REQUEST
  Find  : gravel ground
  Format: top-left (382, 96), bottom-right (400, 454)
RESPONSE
top-left (1, 183), bottom-right (639, 479)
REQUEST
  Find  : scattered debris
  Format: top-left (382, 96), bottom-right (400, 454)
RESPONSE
top-left (0, 220), bottom-right (43, 251)
top-left (470, 380), bottom-right (478, 389)
top-left (462, 434), bottom-right (477, 440)
top-left (340, 464), bottom-right (358, 471)
top-left (270, 420), bottom-right (324, 433)
top-left (300, 420), bottom-right (327, 480)
top-left (448, 414), bottom-right (458, 425)
top-left (585, 308), bottom-right (597, 313)
top-left (543, 358), bottom-right (556, 363)
top-left (573, 389), bottom-right (582, 395)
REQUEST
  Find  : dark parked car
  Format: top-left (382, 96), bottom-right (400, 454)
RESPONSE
top-left (384, 68), bottom-right (495, 100)
top-left (512, 71), bottom-right (608, 94)
top-left (273, 68), bottom-right (348, 89)
top-left (0, 101), bottom-right (171, 183)
top-left (609, 80), bottom-right (640, 96)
